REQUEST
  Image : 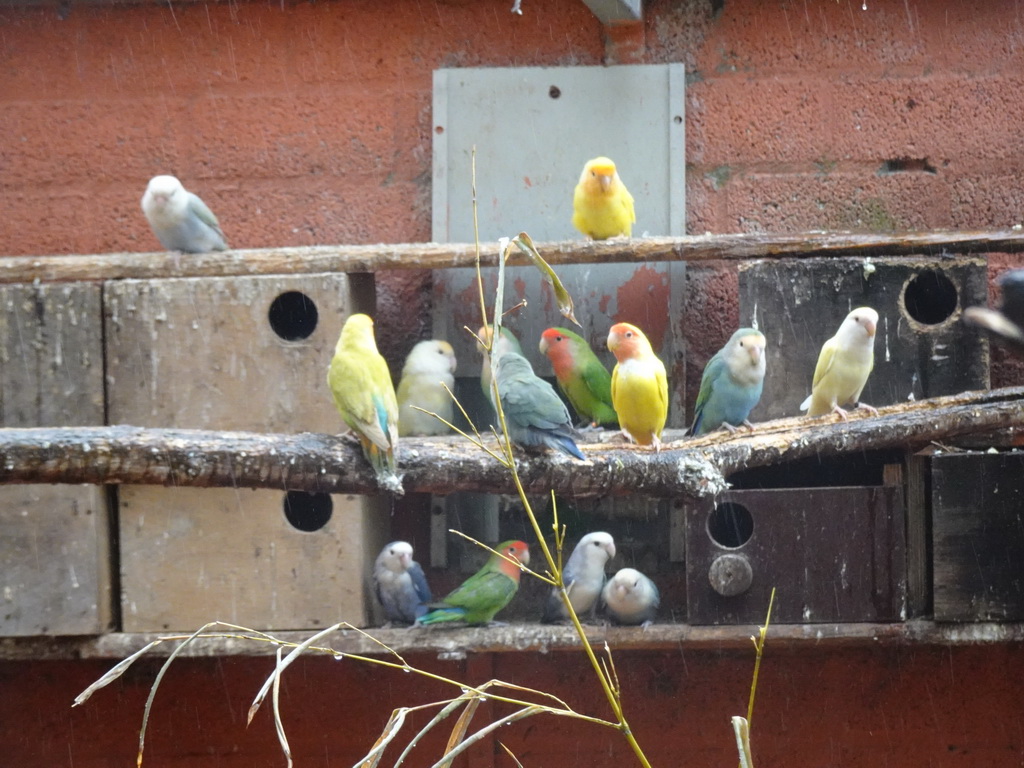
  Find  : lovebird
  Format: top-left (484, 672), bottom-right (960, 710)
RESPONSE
top-left (397, 340), bottom-right (457, 437)
top-left (327, 313), bottom-right (401, 491)
top-left (417, 540), bottom-right (530, 626)
top-left (602, 568), bottom-right (660, 627)
top-left (964, 268), bottom-right (1024, 354)
top-left (477, 324), bottom-right (523, 405)
top-left (542, 531), bottom-right (616, 624)
top-left (494, 352), bottom-right (585, 460)
top-left (607, 322), bottom-right (669, 450)
top-left (141, 175), bottom-right (228, 253)
top-left (572, 157), bottom-right (636, 240)
top-left (373, 541), bottom-right (432, 626)
top-left (800, 307), bottom-right (879, 420)
top-left (691, 328), bottom-right (767, 435)
top-left (539, 327), bottom-right (618, 428)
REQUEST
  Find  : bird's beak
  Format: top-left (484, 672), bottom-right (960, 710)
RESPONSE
top-left (538, 337), bottom-right (549, 354)
top-left (865, 319), bottom-right (877, 337)
top-left (598, 174), bottom-right (612, 192)
top-left (399, 552), bottom-right (411, 568)
top-left (749, 345), bottom-right (762, 365)
top-left (607, 542), bottom-right (617, 559)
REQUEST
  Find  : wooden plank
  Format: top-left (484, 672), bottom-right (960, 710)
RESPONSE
top-left (105, 273), bottom-right (374, 431)
top-left (0, 282), bottom-right (104, 428)
top-left (0, 485), bottom-right (112, 635)
top-left (0, 282), bottom-right (111, 636)
top-left (2, 230), bottom-right (1024, 284)
top-left (685, 486), bottom-right (906, 624)
top-left (904, 449), bottom-right (934, 618)
top-left (0, 387), bottom-right (1021, 498)
top-left (6, 620), bottom-right (1024, 661)
top-left (738, 256), bottom-right (989, 421)
top-left (120, 487), bottom-right (387, 632)
top-left (932, 452), bottom-right (1024, 621)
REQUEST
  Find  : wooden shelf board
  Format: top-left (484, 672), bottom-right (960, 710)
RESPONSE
top-left (3, 621), bottom-right (1023, 661)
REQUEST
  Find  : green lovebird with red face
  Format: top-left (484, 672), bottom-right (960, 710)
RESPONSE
top-left (539, 327), bottom-right (618, 428)
top-left (417, 541), bottom-right (530, 626)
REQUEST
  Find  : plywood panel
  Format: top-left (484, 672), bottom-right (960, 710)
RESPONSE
top-left (120, 487), bottom-right (387, 632)
top-left (932, 452), bottom-right (1024, 621)
top-left (0, 282), bottom-right (110, 636)
top-left (105, 273), bottom-right (374, 431)
top-left (685, 486), bottom-right (906, 624)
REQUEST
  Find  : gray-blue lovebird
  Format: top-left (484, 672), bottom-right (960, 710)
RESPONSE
top-left (141, 175), bottom-right (228, 253)
top-left (691, 328), bottom-right (766, 435)
top-left (542, 531), bottom-right (616, 623)
top-left (494, 351), bottom-right (585, 460)
top-left (373, 541), bottom-right (432, 626)
top-left (602, 567), bottom-right (659, 627)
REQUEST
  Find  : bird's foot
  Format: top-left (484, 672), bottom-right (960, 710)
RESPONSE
top-left (720, 422), bottom-right (739, 434)
top-left (742, 419), bottom-right (756, 430)
top-left (650, 435), bottom-right (663, 453)
top-left (486, 620), bottom-right (509, 628)
top-left (640, 620), bottom-right (654, 631)
top-left (856, 402), bottom-right (879, 416)
top-left (831, 405), bottom-right (850, 421)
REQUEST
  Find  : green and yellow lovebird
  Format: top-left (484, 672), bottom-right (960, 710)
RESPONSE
top-left (539, 327), bottom-right (618, 429)
top-left (327, 313), bottom-right (401, 492)
top-left (417, 540), bottom-right (530, 626)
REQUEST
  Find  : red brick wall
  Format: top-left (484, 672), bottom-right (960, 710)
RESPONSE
top-left (5, 644), bottom-right (1024, 767)
top-left (3, 0), bottom-right (1022, 382)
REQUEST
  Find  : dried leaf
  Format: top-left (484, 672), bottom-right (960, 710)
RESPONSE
top-left (73, 640), bottom-right (164, 707)
top-left (512, 232), bottom-right (579, 326)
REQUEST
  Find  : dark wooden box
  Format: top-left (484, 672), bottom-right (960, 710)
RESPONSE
top-left (932, 452), bottom-right (1024, 622)
top-left (738, 257), bottom-right (989, 422)
top-left (683, 485), bottom-right (906, 624)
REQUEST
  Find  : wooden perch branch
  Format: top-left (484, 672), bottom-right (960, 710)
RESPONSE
top-left (1, 387), bottom-right (1021, 498)
top-left (4, 229), bottom-right (1024, 284)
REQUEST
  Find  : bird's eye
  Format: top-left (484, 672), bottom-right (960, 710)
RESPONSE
top-left (556, 335), bottom-right (563, 342)
top-left (625, 331), bottom-right (633, 338)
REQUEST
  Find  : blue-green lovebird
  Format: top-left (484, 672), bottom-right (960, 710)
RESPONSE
top-left (494, 352), bottom-right (585, 460)
top-left (417, 540), bottom-right (530, 626)
top-left (691, 328), bottom-right (767, 435)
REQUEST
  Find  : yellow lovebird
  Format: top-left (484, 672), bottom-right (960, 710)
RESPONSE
top-left (572, 157), bottom-right (636, 240)
top-left (607, 322), bottom-right (669, 450)
top-left (800, 307), bottom-right (879, 420)
top-left (327, 313), bottom-right (401, 491)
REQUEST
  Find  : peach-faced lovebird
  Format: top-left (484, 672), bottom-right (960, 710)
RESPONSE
top-left (539, 327), bottom-right (618, 428)
top-left (417, 540), bottom-right (530, 626)
top-left (572, 157), bottom-right (636, 240)
top-left (397, 339), bottom-right (457, 437)
top-left (542, 531), bottom-right (616, 624)
top-left (373, 541), bottom-right (432, 626)
top-left (327, 313), bottom-right (401, 491)
top-left (691, 328), bottom-right (767, 435)
top-left (602, 568), bottom-right (659, 627)
top-left (477, 324), bottom-right (524, 405)
top-left (494, 352), bottom-right (585, 460)
top-left (800, 307), bottom-right (879, 420)
top-left (141, 175), bottom-right (228, 253)
top-left (607, 322), bottom-right (669, 450)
